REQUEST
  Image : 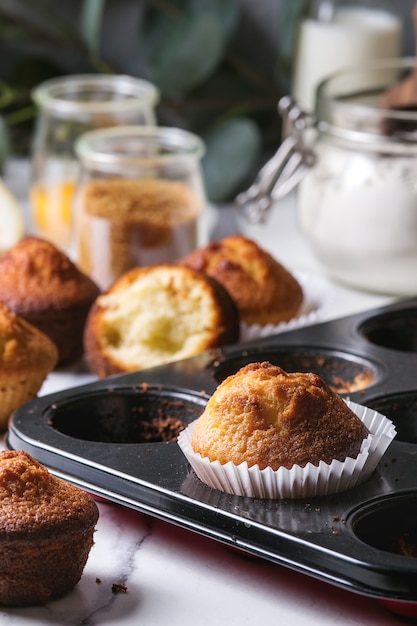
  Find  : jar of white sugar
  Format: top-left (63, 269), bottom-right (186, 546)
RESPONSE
top-left (238, 58), bottom-right (417, 296)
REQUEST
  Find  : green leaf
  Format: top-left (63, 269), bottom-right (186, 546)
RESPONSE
top-left (0, 115), bottom-right (10, 171)
top-left (143, 0), bottom-right (238, 63)
top-left (79, 0), bottom-right (106, 55)
top-left (0, 81), bottom-right (16, 109)
top-left (186, 0), bottom-right (240, 39)
top-left (278, 0), bottom-right (308, 79)
top-left (151, 13), bottom-right (225, 98)
top-left (202, 117), bottom-right (261, 202)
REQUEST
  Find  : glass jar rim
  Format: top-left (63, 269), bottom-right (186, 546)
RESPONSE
top-left (74, 125), bottom-right (206, 169)
top-left (31, 74), bottom-right (160, 114)
top-left (315, 57), bottom-right (417, 144)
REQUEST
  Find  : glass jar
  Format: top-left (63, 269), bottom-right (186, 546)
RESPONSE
top-left (298, 58), bottom-right (417, 296)
top-left (72, 125), bottom-right (207, 290)
top-left (292, 0), bottom-right (402, 112)
top-left (237, 59), bottom-right (417, 296)
top-left (30, 74), bottom-right (159, 250)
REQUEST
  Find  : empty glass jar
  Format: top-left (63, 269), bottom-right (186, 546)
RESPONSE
top-left (30, 74), bottom-right (159, 250)
top-left (72, 125), bottom-right (207, 289)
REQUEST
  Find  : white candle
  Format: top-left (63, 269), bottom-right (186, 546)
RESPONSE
top-left (292, 6), bottom-right (402, 112)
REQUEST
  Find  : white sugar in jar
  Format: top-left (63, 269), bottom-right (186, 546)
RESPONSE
top-left (297, 59), bottom-right (417, 296)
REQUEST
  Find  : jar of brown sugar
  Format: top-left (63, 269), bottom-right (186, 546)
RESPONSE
top-left (31, 74), bottom-right (159, 251)
top-left (72, 126), bottom-right (207, 289)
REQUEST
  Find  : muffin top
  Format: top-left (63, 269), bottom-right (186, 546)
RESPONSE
top-left (0, 236), bottom-right (100, 313)
top-left (191, 361), bottom-right (369, 470)
top-left (0, 450), bottom-right (98, 538)
top-left (0, 302), bottom-right (58, 371)
top-left (180, 235), bottom-right (303, 325)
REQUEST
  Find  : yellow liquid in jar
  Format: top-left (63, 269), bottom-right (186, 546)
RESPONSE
top-left (30, 181), bottom-right (75, 249)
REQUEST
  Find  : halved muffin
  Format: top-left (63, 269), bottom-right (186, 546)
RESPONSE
top-left (84, 263), bottom-right (240, 377)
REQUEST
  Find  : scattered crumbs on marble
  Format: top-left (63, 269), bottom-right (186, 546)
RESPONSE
top-left (96, 577), bottom-right (102, 584)
top-left (112, 582), bottom-right (128, 594)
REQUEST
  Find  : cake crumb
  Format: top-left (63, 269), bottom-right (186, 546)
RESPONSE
top-left (112, 582), bottom-right (128, 594)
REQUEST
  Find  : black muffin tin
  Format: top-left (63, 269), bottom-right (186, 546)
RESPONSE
top-left (7, 298), bottom-right (417, 610)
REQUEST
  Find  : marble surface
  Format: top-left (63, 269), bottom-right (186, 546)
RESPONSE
top-left (0, 500), bottom-right (407, 626)
top-left (0, 161), bottom-right (409, 625)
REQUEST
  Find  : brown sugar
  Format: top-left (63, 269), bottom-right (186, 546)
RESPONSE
top-left (75, 178), bottom-right (202, 289)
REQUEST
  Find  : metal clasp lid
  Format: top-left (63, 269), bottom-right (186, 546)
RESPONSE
top-left (236, 96), bottom-right (315, 223)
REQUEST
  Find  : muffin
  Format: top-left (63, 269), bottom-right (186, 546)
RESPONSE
top-left (0, 302), bottom-right (58, 430)
top-left (84, 263), bottom-right (240, 377)
top-left (178, 361), bottom-right (396, 498)
top-left (0, 450), bottom-right (99, 606)
top-left (191, 362), bottom-right (368, 469)
top-left (0, 236), bottom-right (100, 365)
top-left (180, 235), bottom-right (303, 326)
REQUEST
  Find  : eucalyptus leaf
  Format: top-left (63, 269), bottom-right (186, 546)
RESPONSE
top-left (0, 115), bottom-right (9, 172)
top-left (202, 117), bottom-right (261, 202)
top-left (152, 13), bottom-right (225, 98)
top-left (186, 0), bottom-right (240, 39)
top-left (143, 0), bottom-right (238, 64)
top-left (142, 10), bottom-right (174, 64)
top-left (277, 0), bottom-right (308, 80)
top-left (79, 0), bottom-right (106, 55)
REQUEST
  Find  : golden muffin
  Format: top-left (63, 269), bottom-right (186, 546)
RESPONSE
top-left (0, 236), bottom-right (100, 365)
top-left (191, 361), bottom-right (369, 470)
top-left (84, 263), bottom-right (240, 377)
top-left (0, 450), bottom-right (98, 606)
top-left (0, 302), bottom-right (58, 430)
top-left (180, 235), bottom-right (303, 326)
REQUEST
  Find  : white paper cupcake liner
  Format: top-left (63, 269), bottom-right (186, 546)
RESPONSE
top-left (177, 400), bottom-right (396, 499)
top-left (239, 272), bottom-right (332, 342)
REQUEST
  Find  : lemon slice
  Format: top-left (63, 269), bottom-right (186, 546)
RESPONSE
top-left (0, 178), bottom-right (25, 254)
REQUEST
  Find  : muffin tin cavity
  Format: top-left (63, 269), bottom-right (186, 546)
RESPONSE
top-left (210, 347), bottom-right (378, 394)
top-left (350, 492), bottom-right (417, 558)
top-left (359, 307), bottom-right (417, 353)
top-left (48, 386), bottom-right (207, 444)
top-left (366, 392), bottom-right (417, 444)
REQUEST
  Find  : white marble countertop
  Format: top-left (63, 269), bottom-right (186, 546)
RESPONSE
top-left (0, 161), bottom-right (408, 625)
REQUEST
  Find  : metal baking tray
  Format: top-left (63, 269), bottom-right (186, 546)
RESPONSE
top-left (7, 297), bottom-right (417, 613)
